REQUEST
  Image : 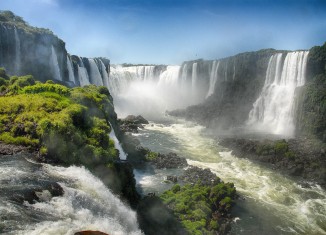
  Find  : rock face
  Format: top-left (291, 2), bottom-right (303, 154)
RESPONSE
top-left (296, 42), bottom-right (326, 143)
top-left (169, 49), bottom-right (277, 130)
top-left (0, 11), bottom-right (110, 88)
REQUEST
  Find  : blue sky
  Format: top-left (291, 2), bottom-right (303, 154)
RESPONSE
top-left (1, 0), bottom-right (326, 64)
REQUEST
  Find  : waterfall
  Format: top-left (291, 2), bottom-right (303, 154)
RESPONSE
top-left (88, 59), bottom-right (104, 86)
top-left (158, 65), bottom-right (180, 86)
top-left (66, 55), bottom-right (75, 83)
top-left (14, 27), bottom-right (21, 75)
top-left (100, 60), bottom-right (110, 89)
top-left (109, 122), bottom-right (127, 160)
top-left (181, 64), bottom-right (188, 82)
top-left (247, 51), bottom-right (309, 136)
top-left (77, 57), bottom-right (90, 86)
top-left (206, 60), bottom-right (220, 98)
top-left (0, 154), bottom-right (142, 234)
top-left (50, 46), bottom-right (62, 81)
top-left (233, 64), bottom-right (236, 81)
top-left (144, 66), bottom-right (155, 81)
top-left (191, 62), bottom-right (198, 90)
top-left (109, 65), bottom-right (163, 96)
top-left (224, 62), bottom-right (228, 81)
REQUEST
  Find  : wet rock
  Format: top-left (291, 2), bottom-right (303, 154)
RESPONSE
top-left (11, 182), bottom-right (63, 204)
top-left (119, 115), bottom-right (149, 133)
top-left (180, 166), bottom-right (220, 186)
top-left (124, 115), bottom-right (149, 125)
top-left (0, 142), bottom-right (30, 155)
top-left (151, 152), bottom-right (188, 169)
top-left (166, 175), bottom-right (178, 183)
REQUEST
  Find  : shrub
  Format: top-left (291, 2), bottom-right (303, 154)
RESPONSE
top-left (274, 140), bottom-right (288, 155)
top-left (145, 151), bottom-right (158, 161)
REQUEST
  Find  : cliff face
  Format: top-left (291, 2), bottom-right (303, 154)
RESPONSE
top-left (296, 43), bottom-right (326, 142)
top-left (0, 11), bottom-right (67, 82)
top-left (0, 11), bottom-right (110, 88)
top-left (169, 49), bottom-right (277, 129)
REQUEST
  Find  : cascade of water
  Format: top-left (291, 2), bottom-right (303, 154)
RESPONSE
top-left (158, 65), bottom-right (180, 86)
top-left (206, 60), bottom-right (220, 98)
top-left (109, 122), bottom-right (127, 160)
top-left (144, 66), bottom-right (155, 81)
top-left (77, 57), bottom-right (90, 86)
top-left (50, 46), bottom-right (62, 81)
top-left (14, 27), bottom-right (21, 75)
top-left (233, 64), bottom-right (236, 81)
top-left (66, 55), bottom-right (75, 83)
top-left (191, 62), bottom-right (198, 90)
top-left (100, 60), bottom-right (110, 89)
top-left (0, 155), bottom-right (142, 234)
top-left (224, 62), bottom-right (228, 81)
top-left (247, 51), bottom-right (309, 136)
top-left (109, 65), bottom-right (137, 96)
top-left (181, 64), bottom-right (188, 82)
top-left (88, 59), bottom-right (104, 86)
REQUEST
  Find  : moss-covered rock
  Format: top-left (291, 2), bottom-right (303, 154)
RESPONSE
top-left (160, 167), bottom-right (236, 235)
top-left (0, 71), bottom-right (140, 205)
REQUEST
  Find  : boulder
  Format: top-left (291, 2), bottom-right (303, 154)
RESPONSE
top-left (151, 152), bottom-right (188, 169)
top-left (11, 181), bottom-right (63, 204)
top-left (180, 166), bottom-right (220, 186)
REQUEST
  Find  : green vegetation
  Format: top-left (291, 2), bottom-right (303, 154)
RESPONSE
top-left (145, 150), bottom-right (158, 161)
top-left (255, 139), bottom-right (296, 159)
top-left (274, 140), bottom-right (289, 155)
top-left (160, 182), bottom-right (236, 234)
top-left (0, 68), bottom-right (118, 167)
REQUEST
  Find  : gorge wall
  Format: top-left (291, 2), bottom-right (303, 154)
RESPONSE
top-left (168, 49), bottom-right (319, 139)
top-left (0, 11), bottom-right (110, 89)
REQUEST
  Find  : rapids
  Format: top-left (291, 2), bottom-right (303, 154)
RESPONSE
top-left (0, 154), bottom-right (142, 235)
top-left (135, 119), bottom-right (326, 235)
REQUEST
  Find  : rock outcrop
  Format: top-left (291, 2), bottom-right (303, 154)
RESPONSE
top-left (219, 138), bottom-right (326, 188)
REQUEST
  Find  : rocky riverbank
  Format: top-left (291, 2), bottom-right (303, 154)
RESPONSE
top-left (219, 137), bottom-right (326, 188)
top-left (118, 115), bottom-right (237, 235)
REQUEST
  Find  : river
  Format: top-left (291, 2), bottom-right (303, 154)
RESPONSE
top-left (134, 118), bottom-right (326, 235)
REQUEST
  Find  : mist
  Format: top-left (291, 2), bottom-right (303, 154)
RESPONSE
top-left (110, 65), bottom-right (208, 120)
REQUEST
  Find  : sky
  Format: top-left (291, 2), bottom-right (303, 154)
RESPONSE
top-left (1, 0), bottom-right (326, 64)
